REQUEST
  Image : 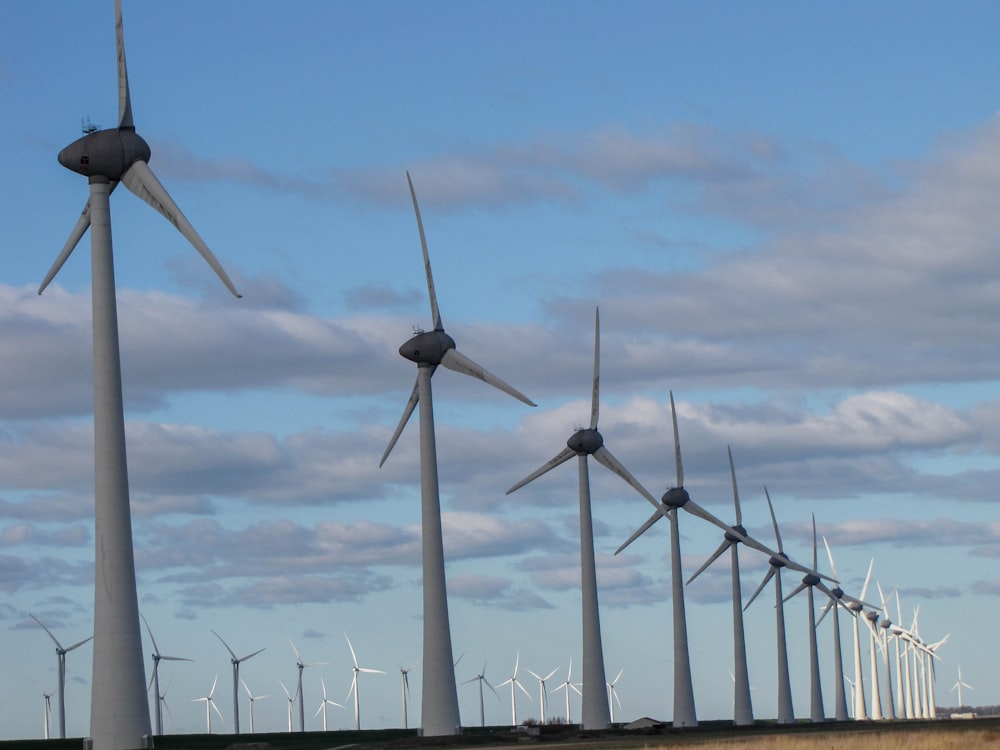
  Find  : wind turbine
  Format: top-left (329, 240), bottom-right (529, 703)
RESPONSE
top-left (606, 669), bottom-right (623, 724)
top-left (742, 488), bottom-right (808, 725)
top-left (241, 680), bottom-right (268, 734)
top-left (843, 559), bottom-right (875, 720)
top-left (497, 652), bottom-right (532, 726)
top-left (43, 692), bottom-right (54, 740)
top-left (398, 662), bottom-right (418, 729)
top-left (527, 666), bottom-right (559, 724)
top-left (141, 614), bottom-right (192, 736)
top-left (508, 307), bottom-right (651, 730)
top-left (289, 639), bottom-right (325, 731)
top-left (950, 666), bottom-right (973, 709)
top-left (461, 661), bottom-right (499, 728)
top-left (686, 447), bottom-right (776, 726)
top-left (553, 659), bottom-right (582, 725)
top-left (279, 681), bottom-right (297, 732)
top-left (192, 675), bottom-right (223, 734)
top-left (875, 583), bottom-right (897, 720)
top-left (43, 4), bottom-right (240, 747)
top-left (616, 391), bottom-right (765, 728)
top-left (345, 633), bottom-right (385, 730)
top-left (380, 172), bottom-right (535, 736)
top-left (30, 614), bottom-right (93, 739)
top-left (212, 630), bottom-right (265, 734)
top-left (314, 678), bottom-right (343, 732)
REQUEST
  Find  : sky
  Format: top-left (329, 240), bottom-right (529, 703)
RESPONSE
top-left (2, 0), bottom-right (999, 739)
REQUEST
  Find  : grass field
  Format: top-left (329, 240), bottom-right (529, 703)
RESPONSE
top-left (4, 718), bottom-right (999, 750)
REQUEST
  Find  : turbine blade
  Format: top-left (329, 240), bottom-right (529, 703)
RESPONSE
top-left (669, 390), bottom-right (683, 487)
top-left (743, 568), bottom-right (776, 611)
top-left (29, 615), bottom-right (63, 649)
top-left (681, 498), bottom-right (735, 534)
top-left (121, 160), bottom-right (241, 297)
top-left (115, 0), bottom-right (134, 130)
top-left (687, 540), bottom-right (731, 585)
top-left (39, 201), bottom-right (91, 294)
top-left (590, 307), bottom-right (600, 429)
top-left (615, 509), bottom-right (663, 555)
top-left (345, 634), bottom-right (360, 667)
top-left (591, 445), bottom-right (659, 506)
top-left (240, 647), bottom-right (265, 662)
top-left (139, 612), bottom-right (160, 656)
top-left (65, 636), bottom-right (94, 652)
top-left (823, 536), bottom-right (840, 582)
top-left (440, 348), bottom-right (535, 406)
top-left (728, 446), bottom-right (741, 525)
top-left (507, 447), bottom-right (576, 494)
top-left (859, 558), bottom-right (874, 601)
top-left (782, 581), bottom-right (807, 603)
top-left (764, 487), bottom-right (784, 552)
top-left (406, 171), bottom-right (441, 331)
top-left (211, 630), bottom-right (237, 661)
top-left (379, 376), bottom-right (422, 467)
top-left (815, 597), bottom-right (835, 627)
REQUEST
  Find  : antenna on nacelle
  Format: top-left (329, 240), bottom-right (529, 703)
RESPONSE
top-left (81, 116), bottom-right (98, 135)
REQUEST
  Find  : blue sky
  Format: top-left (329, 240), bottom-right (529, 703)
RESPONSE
top-left (2, 0), bottom-right (999, 739)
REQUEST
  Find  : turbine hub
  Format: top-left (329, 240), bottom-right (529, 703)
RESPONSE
top-left (865, 611), bottom-right (879, 623)
top-left (661, 486), bottom-right (689, 508)
top-left (725, 524), bottom-right (747, 543)
top-left (399, 329), bottom-right (455, 365)
top-left (769, 555), bottom-right (787, 569)
top-left (880, 619), bottom-right (892, 630)
top-left (802, 573), bottom-right (820, 586)
top-left (832, 586), bottom-right (844, 599)
top-left (567, 427), bottom-right (603, 455)
top-left (58, 127), bottom-right (150, 180)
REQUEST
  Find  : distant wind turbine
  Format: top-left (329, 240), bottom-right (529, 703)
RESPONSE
top-left (42, 3), bottom-right (241, 747)
top-left (461, 661), bottom-right (499, 728)
top-left (289, 640), bottom-right (326, 731)
top-left (212, 630), bottom-right (265, 734)
top-left (508, 307), bottom-right (648, 730)
top-left (30, 614), bottom-right (93, 739)
top-left (553, 659), bottom-right (582, 724)
top-left (950, 665), bottom-right (973, 709)
top-left (43, 692), bottom-right (53, 740)
top-left (345, 633), bottom-right (385, 730)
top-left (314, 678), bottom-right (343, 732)
top-left (606, 669), bottom-right (623, 724)
top-left (192, 675), bottom-right (223, 734)
top-left (527, 666), bottom-right (559, 724)
top-left (398, 662), bottom-right (418, 729)
top-left (380, 172), bottom-right (535, 736)
top-left (497, 652), bottom-right (532, 726)
top-left (279, 681), bottom-right (297, 732)
top-left (141, 614), bottom-right (192, 736)
top-left (241, 680), bottom-right (268, 735)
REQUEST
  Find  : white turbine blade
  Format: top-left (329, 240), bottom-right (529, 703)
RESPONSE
top-left (65, 636), bottom-right (94, 653)
top-left (570, 683), bottom-right (582, 697)
top-left (543, 667), bottom-right (559, 681)
top-left (516, 680), bottom-right (532, 700)
top-left (405, 171), bottom-right (441, 331)
top-left (159, 655), bottom-right (193, 663)
top-left (507, 447), bottom-right (576, 494)
top-left (592, 445), bottom-right (659, 506)
top-left (288, 640), bottom-right (301, 662)
top-left (615, 509), bottom-right (662, 555)
top-left (681, 498), bottom-right (735, 535)
top-left (115, 0), bottom-right (133, 129)
top-left (140, 612), bottom-right (160, 656)
top-left (764, 487), bottom-right (784, 552)
top-left (743, 568), bottom-right (776, 611)
top-left (39, 201), bottom-right (91, 295)
top-left (859, 558), bottom-right (874, 601)
top-left (815, 597), bottom-right (835, 627)
top-left (209, 675), bottom-right (218, 697)
top-left (590, 307), bottom-right (600, 429)
top-left (211, 630), bottom-right (237, 661)
top-left (345, 633), bottom-right (360, 667)
top-left (240, 647), bottom-right (265, 662)
top-left (360, 668), bottom-right (385, 675)
top-left (30, 615), bottom-right (64, 649)
top-left (440, 348), bottom-right (535, 406)
top-left (210, 700), bottom-right (224, 720)
top-left (379, 376), bottom-right (422, 467)
top-left (687, 539), bottom-right (730, 585)
top-left (669, 390), bottom-right (683, 487)
top-left (728, 446), bottom-right (742, 525)
top-left (121, 160), bottom-right (241, 297)
top-left (782, 581), bottom-right (807, 603)
top-left (823, 536), bottom-right (840, 582)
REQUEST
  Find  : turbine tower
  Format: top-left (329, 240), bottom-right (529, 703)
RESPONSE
top-left (141, 614), bottom-right (191, 736)
top-left (380, 172), bottom-right (535, 736)
top-left (686, 447), bottom-right (776, 726)
top-left (212, 630), bottom-right (264, 734)
top-left (30, 614), bottom-right (93, 740)
top-left (42, 4), bottom-right (240, 747)
top-left (507, 307), bottom-right (652, 730)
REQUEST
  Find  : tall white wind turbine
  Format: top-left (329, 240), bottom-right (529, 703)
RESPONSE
top-left (606, 669), bottom-right (623, 724)
top-left (615, 392), bottom-right (773, 728)
top-left (345, 633), bottom-right (385, 730)
top-left (874, 583), bottom-right (897, 720)
top-left (686, 448), bottom-right (777, 726)
top-left (141, 614), bottom-right (192, 736)
top-left (192, 675), bottom-right (223, 734)
top-left (289, 640), bottom-right (325, 731)
top-left (462, 661), bottom-right (499, 728)
top-left (950, 666), bottom-right (973, 709)
top-left (815, 537), bottom-right (863, 722)
top-left (843, 559), bottom-right (875, 720)
top-left (507, 307), bottom-right (650, 730)
top-left (30, 614), bottom-right (93, 739)
top-left (380, 172), bottom-right (535, 736)
top-left (314, 678), bottom-right (343, 732)
top-left (527, 666), bottom-right (559, 724)
top-left (241, 680), bottom-right (268, 734)
top-left (42, 4), bottom-right (240, 748)
top-left (212, 630), bottom-right (265, 734)
top-left (398, 662), bottom-right (418, 729)
top-left (742, 489), bottom-right (808, 724)
top-left (279, 681), bottom-right (297, 732)
top-left (497, 652), bottom-right (532, 726)
top-left (553, 659), bottom-right (582, 724)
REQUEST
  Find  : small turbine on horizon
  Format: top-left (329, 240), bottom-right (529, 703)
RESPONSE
top-left (30, 614), bottom-right (93, 740)
top-left (141, 614), bottom-right (192, 736)
top-left (212, 630), bottom-right (265, 735)
top-left (345, 633), bottom-right (385, 730)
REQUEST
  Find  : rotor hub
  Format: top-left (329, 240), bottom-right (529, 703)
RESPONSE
top-left (399, 329), bottom-right (455, 365)
top-left (661, 486), bottom-right (689, 508)
top-left (725, 524), bottom-right (747, 543)
top-left (769, 555), bottom-right (787, 569)
top-left (802, 573), bottom-right (820, 586)
top-left (567, 428), bottom-right (603, 455)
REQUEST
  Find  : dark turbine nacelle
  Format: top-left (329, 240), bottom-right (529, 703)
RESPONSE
top-left (567, 428), bottom-right (603, 455)
top-left (726, 523), bottom-right (748, 544)
top-left (399, 329), bottom-right (456, 366)
top-left (801, 572), bottom-right (820, 587)
top-left (769, 552), bottom-right (789, 569)
top-left (662, 486), bottom-right (690, 509)
top-left (58, 128), bottom-right (150, 180)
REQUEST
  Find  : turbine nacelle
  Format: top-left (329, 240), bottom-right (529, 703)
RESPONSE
top-left (801, 572), bottom-right (821, 586)
top-left (831, 586), bottom-right (844, 599)
top-left (58, 128), bottom-right (150, 180)
top-left (662, 486), bottom-right (690, 509)
top-left (399, 329), bottom-right (455, 365)
top-left (769, 553), bottom-right (789, 569)
top-left (567, 427), bottom-right (603, 455)
top-left (725, 523), bottom-right (748, 544)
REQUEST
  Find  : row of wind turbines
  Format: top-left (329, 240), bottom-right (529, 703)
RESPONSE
top-left (35, 1), bottom-right (965, 747)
